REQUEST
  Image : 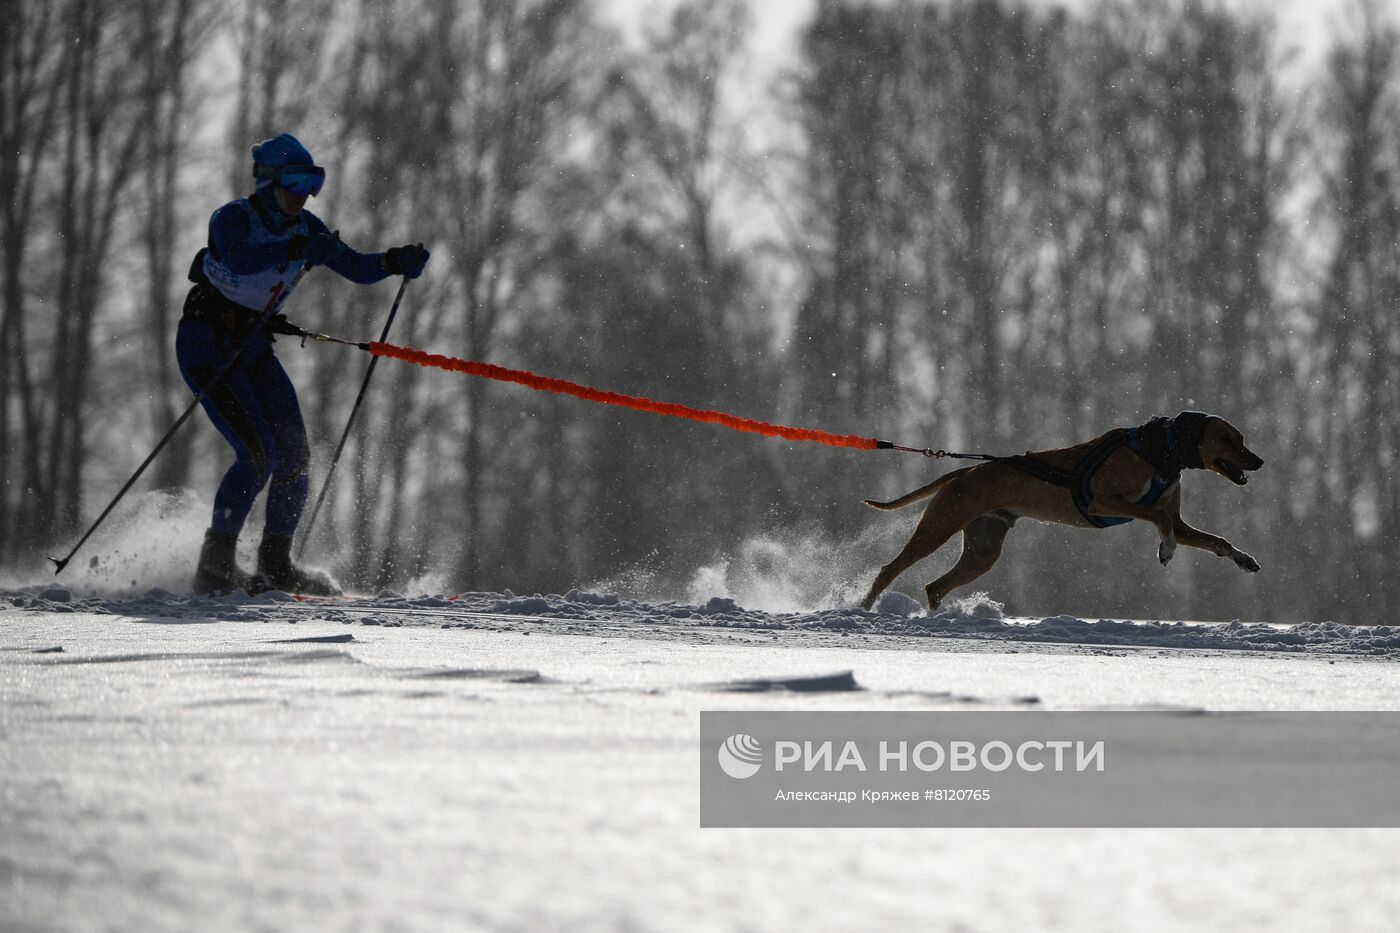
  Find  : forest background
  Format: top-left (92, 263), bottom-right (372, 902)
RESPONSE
top-left (4, 0), bottom-right (1399, 623)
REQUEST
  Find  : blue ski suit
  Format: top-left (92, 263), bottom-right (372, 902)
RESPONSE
top-left (177, 187), bottom-right (391, 538)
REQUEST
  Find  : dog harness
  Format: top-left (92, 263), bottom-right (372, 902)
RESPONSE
top-left (1000, 415), bottom-right (1210, 528)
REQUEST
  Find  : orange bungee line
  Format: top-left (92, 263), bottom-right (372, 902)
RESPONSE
top-left (362, 340), bottom-right (931, 455)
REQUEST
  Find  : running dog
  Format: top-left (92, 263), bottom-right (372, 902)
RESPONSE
top-left (859, 411), bottom-right (1263, 611)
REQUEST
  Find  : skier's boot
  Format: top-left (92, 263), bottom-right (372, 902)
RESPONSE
top-left (192, 530), bottom-right (256, 596)
top-left (256, 533), bottom-right (341, 596)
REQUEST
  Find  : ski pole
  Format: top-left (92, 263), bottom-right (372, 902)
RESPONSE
top-left (296, 273), bottom-right (412, 558)
top-left (49, 266), bottom-right (311, 575)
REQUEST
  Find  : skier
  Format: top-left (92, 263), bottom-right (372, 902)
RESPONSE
top-left (178, 133), bottom-right (429, 595)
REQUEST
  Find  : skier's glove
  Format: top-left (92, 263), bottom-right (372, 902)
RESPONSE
top-left (383, 243), bottom-right (430, 279)
top-left (287, 230), bottom-right (339, 268)
top-left (267, 313), bottom-right (304, 338)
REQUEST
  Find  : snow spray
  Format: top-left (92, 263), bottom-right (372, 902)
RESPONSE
top-left (24, 490), bottom-right (228, 596)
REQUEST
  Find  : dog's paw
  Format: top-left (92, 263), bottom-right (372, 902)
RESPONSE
top-left (1231, 550), bottom-right (1260, 573)
top-left (1158, 534), bottom-right (1177, 566)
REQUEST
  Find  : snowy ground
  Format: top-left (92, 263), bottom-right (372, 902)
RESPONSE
top-left (4, 584), bottom-right (1400, 932)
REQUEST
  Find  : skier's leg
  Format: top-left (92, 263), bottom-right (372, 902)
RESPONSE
top-left (251, 353), bottom-right (310, 538)
top-left (176, 321), bottom-right (277, 592)
top-left (249, 352), bottom-right (337, 595)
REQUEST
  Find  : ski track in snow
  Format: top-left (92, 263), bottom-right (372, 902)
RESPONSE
top-left (6, 584), bottom-right (1400, 658)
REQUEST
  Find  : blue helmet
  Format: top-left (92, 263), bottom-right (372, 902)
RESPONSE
top-left (251, 133), bottom-right (324, 196)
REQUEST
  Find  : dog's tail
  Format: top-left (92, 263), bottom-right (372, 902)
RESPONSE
top-left (863, 466), bottom-right (975, 511)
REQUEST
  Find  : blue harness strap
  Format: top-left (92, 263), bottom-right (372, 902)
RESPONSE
top-left (993, 417), bottom-right (1183, 529)
top-left (1070, 421), bottom-right (1180, 528)
top-left (1070, 432), bottom-right (1134, 528)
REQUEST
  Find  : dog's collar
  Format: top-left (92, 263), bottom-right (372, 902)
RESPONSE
top-left (1171, 411), bottom-right (1219, 470)
top-left (1128, 412), bottom-right (1218, 475)
top-left (1128, 415), bottom-right (1200, 476)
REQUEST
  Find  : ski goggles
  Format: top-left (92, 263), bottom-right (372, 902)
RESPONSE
top-left (256, 162), bottom-right (325, 196)
top-left (276, 164), bottom-right (325, 196)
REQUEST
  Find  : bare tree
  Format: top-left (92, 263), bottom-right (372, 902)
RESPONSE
top-left (1309, 0), bottom-right (1400, 619)
top-left (35, 0), bottom-right (151, 544)
top-left (430, 0), bottom-right (596, 586)
top-left (140, 0), bottom-right (219, 492)
top-left (0, 0), bottom-right (65, 561)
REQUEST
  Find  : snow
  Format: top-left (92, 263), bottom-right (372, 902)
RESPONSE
top-left (4, 585), bottom-right (1400, 931)
top-left (11, 585), bottom-right (1400, 657)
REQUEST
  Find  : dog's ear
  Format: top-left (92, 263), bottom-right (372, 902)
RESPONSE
top-left (1173, 410), bottom-right (1216, 432)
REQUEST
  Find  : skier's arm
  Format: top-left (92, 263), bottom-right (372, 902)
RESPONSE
top-left (306, 213), bottom-right (394, 285)
top-left (209, 204), bottom-right (290, 274)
